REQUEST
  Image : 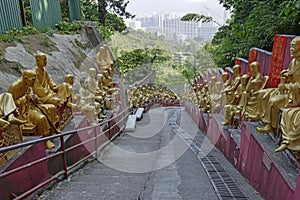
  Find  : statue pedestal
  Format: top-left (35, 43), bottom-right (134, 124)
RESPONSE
top-left (239, 121), bottom-right (297, 199)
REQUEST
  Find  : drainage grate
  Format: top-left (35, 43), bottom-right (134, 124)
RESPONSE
top-left (169, 109), bottom-right (249, 200)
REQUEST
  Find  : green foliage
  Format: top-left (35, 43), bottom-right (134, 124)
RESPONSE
top-left (60, 1), bottom-right (70, 21)
top-left (39, 35), bottom-right (54, 47)
top-left (24, 0), bottom-right (32, 25)
top-left (55, 21), bottom-right (84, 34)
top-left (206, 0), bottom-right (300, 68)
top-left (13, 62), bottom-right (22, 73)
top-left (97, 0), bottom-right (134, 25)
top-left (116, 48), bottom-right (170, 75)
top-left (181, 13), bottom-right (218, 25)
top-left (0, 26), bottom-right (43, 42)
top-left (81, 0), bottom-right (99, 21)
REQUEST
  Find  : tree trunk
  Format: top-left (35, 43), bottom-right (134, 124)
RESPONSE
top-left (98, 0), bottom-right (107, 25)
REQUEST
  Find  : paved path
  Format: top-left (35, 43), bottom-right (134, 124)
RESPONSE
top-left (38, 107), bottom-right (263, 200)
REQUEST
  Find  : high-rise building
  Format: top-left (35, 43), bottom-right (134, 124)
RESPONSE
top-left (126, 12), bottom-right (220, 42)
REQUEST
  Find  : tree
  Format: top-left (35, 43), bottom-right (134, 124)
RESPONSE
top-left (116, 48), bottom-right (170, 75)
top-left (183, 0), bottom-right (300, 68)
top-left (98, 0), bottom-right (134, 26)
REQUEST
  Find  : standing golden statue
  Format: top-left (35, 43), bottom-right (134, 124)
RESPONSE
top-left (8, 70), bottom-right (55, 149)
top-left (256, 36), bottom-right (300, 133)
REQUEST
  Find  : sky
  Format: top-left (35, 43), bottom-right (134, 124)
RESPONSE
top-left (126, 0), bottom-right (228, 25)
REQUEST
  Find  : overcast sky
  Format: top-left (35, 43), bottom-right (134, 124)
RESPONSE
top-left (127, 0), bottom-right (228, 24)
top-left (127, 0), bottom-right (224, 15)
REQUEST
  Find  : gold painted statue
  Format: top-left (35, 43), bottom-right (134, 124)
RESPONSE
top-left (256, 36), bottom-right (300, 133)
top-left (209, 76), bottom-right (223, 113)
top-left (239, 62), bottom-right (268, 120)
top-left (96, 46), bottom-right (114, 75)
top-left (221, 64), bottom-right (241, 105)
top-left (8, 70), bottom-right (55, 149)
top-left (33, 53), bottom-right (63, 107)
top-left (0, 93), bottom-right (26, 130)
top-left (275, 107), bottom-right (300, 152)
top-left (76, 78), bottom-right (101, 125)
top-left (221, 72), bottom-right (231, 106)
top-left (222, 74), bottom-right (250, 125)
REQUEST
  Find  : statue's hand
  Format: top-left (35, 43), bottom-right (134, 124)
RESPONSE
top-left (53, 86), bottom-right (58, 93)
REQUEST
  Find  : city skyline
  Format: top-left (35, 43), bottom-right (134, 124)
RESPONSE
top-left (127, 0), bottom-right (228, 25)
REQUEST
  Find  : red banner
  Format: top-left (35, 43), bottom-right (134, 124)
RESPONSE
top-left (247, 48), bottom-right (257, 76)
top-left (268, 35), bottom-right (287, 88)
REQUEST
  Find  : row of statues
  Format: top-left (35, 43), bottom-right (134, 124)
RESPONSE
top-left (0, 43), bottom-right (119, 150)
top-left (74, 67), bottom-right (119, 125)
top-left (189, 36), bottom-right (300, 153)
top-left (128, 84), bottom-right (178, 108)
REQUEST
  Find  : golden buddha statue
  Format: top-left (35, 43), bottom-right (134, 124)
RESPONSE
top-left (200, 84), bottom-right (210, 112)
top-left (8, 70), bottom-right (55, 149)
top-left (86, 68), bottom-right (97, 94)
top-left (240, 62), bottom-right (268, 120)
top-left (57, 74), bottom-right (74, 107)
top-left (0, 93), bottom-right (26, 129)
top-left (222, 74), bottom-right (250, 125)
top-left (102, 70), bottom-right (115, 95)
top-left (33, 53), bottom-right (62, 106)
top-left (221, 72), bottom-right (231, 105)
top-left (274, 107), bottom-right (300, 152)
top-left (256, 36), bottom-right (300, 133)
top-left (77, 78), bottom-right (98, 125)
top-left (209, 76), bottom-right (223, 113)
top-left (221, 64), bottom-right (241, 105)
top-left (96, 46), bottom-right (114, 74)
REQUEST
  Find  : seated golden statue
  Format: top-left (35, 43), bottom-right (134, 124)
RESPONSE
top-left (221, 72), bottom-right (231, 105)
top-left (102, 70), bottom-right (115, 95)
top-left (221, 65), bottom-right (241, 105)
top-left (275, 107), bottom-right (300, 152)
top-left (96, 46), bottom-right (114, 74)
top-left (209, 77), bottom-right (224, 113)
top-left (8, 70), bottom-right (55, 149)
top-left (33, 53), bottom-right (63, 106)
top-left (256, 36), bottom-right (300, 133)
top-left (76, 78), bottom-right (99, 125)
top-left (200, 84), bottom-right (210, 112)
top-left (0, 93), bottom-right (26, 130)
top-left (57, 74), bottom-right (74, 107)
top-left (86, 68), bottom-right (97, 93)
top-left (239, 62), bottom-right (268, 120)
top-left (222, 74), bottom-right (250, 125)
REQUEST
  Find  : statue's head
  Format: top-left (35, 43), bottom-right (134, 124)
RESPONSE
top-left (65, 74), bottom-right (74, 85)
top-left (250, 61), bottom-right (260, 75)
top-left (241, 74), bottom-right (250, 87)
top-left (89, 68), bottom-right (96, 78)
top-left (23, 70), bottom-right (36, 87)
top-left (232, 64), bottom-right (241, 77)
top-left (210, 76), bottom-right (216, 84)
top-left (290, 36), bottom-right (300, 59)
top-left (35, 53), bottom-right (47, 68)
top-left (221, 72), bottom-right (229, 82)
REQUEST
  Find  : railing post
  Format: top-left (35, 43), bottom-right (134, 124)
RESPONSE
top-left (60, 135), bottom-right (68, 179)
top-left (94, 126), bottom-right (98, 160)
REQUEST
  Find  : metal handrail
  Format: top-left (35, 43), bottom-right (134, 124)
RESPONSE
top-left (0, 107), bottom-right (131, 200)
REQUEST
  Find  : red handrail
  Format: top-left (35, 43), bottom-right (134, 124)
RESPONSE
top-left (0, 107), bottom-right (130, 200)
